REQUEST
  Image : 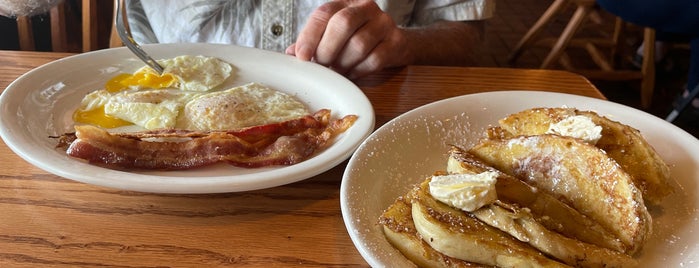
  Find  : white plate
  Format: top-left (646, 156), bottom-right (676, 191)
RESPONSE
top-left (0, 43), bottom-right (374, 193)
top-left (341, 91), bottom-right (699, 267)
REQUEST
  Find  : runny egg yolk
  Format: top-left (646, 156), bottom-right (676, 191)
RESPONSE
top-left (73, 107), bottom-right (132, 129)
top-left (105, 71), bottom-right (178, 92)
top-left (73, 71), bottom-right (178, 128)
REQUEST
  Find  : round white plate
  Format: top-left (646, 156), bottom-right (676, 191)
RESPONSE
top-left (0, 43), bottom-right (374, 193)
top-left (341, 91), bottom-right (699, 267)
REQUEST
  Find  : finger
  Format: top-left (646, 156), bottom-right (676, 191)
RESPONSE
top-left (331, 13), bottom-right (392, 73)
top-left (344, 48), bottom-right (383, 79)
top-left (345, 29), bottom-right (407, 79)
top-left (285, 43), bottom-right (296, 56)
top-left (314, 2), bottom-right (384, 66)
top-left (294, 1), bottom-right (346, 61)
top-left (313, 6), bottom-right (372, 65)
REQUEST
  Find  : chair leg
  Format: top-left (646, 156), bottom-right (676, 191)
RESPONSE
top-left (640, 28), bottom-right (656, 109)
top-left (610, 17), bottom-right (627, 67)
top-left (49, 1), bottom-right (68, 52)
top-left (507, 0), bottom-right (569, 64)
top-left (17, 16), bottom-right (36, 51)
top-left (109, 0), bottom-right (124, 47)
top-left (540, 3), bottom-right (593, 69)
top-left (82, 0), bottom-right (98, 52)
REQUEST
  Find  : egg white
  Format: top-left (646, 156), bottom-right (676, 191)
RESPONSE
top-left (76, 56), bottom-right (309, 131)
top-left (180, 82), bottom-right (309, 131)
top-left (136, 55), bottom-right (234, 91)
top-left (104, 89), bottom-right (203, 130)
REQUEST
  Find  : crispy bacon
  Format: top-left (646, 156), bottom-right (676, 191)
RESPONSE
top-left (58, 109), bottom-right (357, 170)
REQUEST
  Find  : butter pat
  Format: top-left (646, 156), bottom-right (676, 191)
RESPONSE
top-left (429, 172), bottom-right (498, 212)
top-left (546, 115), bottom-right (602, 144)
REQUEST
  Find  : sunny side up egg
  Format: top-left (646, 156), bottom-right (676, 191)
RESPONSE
top-left (73, 55), bottom-right (310, 131)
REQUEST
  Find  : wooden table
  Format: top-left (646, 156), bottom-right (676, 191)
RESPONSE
top-left (0, 51), bottom-right (604, 267)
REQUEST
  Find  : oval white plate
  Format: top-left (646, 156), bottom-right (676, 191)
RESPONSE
top-left (341, 91), bottom-right (699, 267)
top-left (0, 43), bottom-right (374, 193)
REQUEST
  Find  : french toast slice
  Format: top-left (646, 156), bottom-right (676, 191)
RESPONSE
top-left (494, 107), bottom-right (672, 205)
top-left (446, 146), bottom-right (624, 252)
top-left (410, 179), bottom-right (569, 268)
top-left (471, 202), bottom-right (637, 267)
top-left (469, 134), bottom-right (652, 255)
top-left (380, 189), bottom-right (486, 268)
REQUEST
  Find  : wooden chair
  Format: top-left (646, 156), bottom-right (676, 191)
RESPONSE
top-left (82, 0), bottom-right (122, 51)
top-left (508, 0), bottom-right (656, 109)
top-left (15, 0), bottom-right (116, 52)
top-left (16, 1), bottom-right (68, 51)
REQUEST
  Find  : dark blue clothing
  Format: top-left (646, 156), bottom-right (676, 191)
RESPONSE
top-left (596, 0), bottom-right (699, 91)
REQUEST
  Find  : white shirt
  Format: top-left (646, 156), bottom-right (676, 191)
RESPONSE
top-left (126, 0), bottom-right (494, 52)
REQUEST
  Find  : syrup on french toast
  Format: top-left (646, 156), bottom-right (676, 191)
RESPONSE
top-left (469, 134), bottom-right (652, 255)
top-left (494, 107), bottom-right (672, 205)
top-left (378, 107), bottom-right (667, 267)
top-left (447, 146), bottom-right (624, 252)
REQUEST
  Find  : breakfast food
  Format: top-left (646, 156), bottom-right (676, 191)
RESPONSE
top-left (379, 107), bottom-right (670, 267)
top-left (380, 193), bottom-right (480, 268)
top-left (448, 147), bottom-right (624, 252)
top-left (382, 176), bottom-right (569, 268)
top-left (73, 55), bottom-right (235, 129)
top-left (410, 178), bottom-right (570, 267)
top-left (180, 83), bottom-right (309, 131)
top-left (59, 109), bottom-right (355, 170)
top-left (381, 147), bottom-right (637, 267)
top-left (58, 55), bottom-right (357, 169)
top-left (491, 107), bottom-right (672, 205)
top-left (470, 135), bottom-right (652, 255)
top-left (71, 55), bottom-right (311, 131)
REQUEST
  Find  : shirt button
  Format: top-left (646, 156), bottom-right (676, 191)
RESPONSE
top-left (271, 24), bottom-right (283, 36)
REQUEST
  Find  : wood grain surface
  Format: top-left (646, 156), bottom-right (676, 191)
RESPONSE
top-left (0, 50), bottom-right (604, 267)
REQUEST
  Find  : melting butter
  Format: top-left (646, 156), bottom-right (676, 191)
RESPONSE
top-left (546, 115), bottom-right (602, 144)
top-left (429, 171), bottom-right (498, 212)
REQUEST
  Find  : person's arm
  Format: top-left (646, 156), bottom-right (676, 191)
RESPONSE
top-left (286, 0), bottom-right (485, 79)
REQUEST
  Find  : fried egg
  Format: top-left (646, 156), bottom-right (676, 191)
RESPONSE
top-left (73, 55), bottom-right (309, 131)
top-left (104, 55), bottom-right (234, 92)
top-left (74, 55), bottom-right (234, 129)
top-left (149, 55), bottom-right (234, 92)
top-left (180, 83), bottom-right (309, 131)
top-left (104, 89), bottom-right (203, 130)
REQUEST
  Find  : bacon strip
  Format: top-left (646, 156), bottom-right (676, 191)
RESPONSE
top-left (61, 109), bottom-right (357, 170)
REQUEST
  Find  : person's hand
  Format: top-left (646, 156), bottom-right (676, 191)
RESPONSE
top-left (286, 0), bottom-right (409, 79)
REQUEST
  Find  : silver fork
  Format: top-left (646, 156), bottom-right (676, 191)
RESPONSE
top-left (115, 0), bottom-right (165, 74)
